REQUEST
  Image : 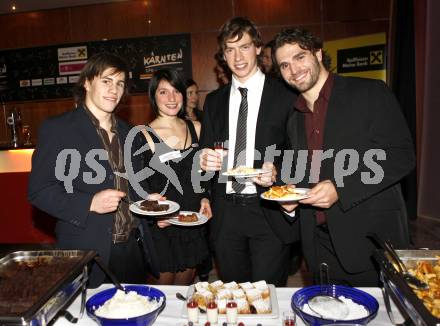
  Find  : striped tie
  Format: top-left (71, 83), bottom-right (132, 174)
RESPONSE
top-left (232, 87), bottom-right (248, 193)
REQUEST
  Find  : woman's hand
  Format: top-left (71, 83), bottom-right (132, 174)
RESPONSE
top-left (199, 198), bottom-right (213, 218)
top-left (147, 193), bottom-right (166, 201)
top-left (156, 218), bottom-right (171, 228)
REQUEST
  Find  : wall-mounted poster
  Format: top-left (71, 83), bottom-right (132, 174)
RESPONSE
top-left (0, 34), bottom-right (191, 102)
top-left (324, 33), bottom-right (386, 82)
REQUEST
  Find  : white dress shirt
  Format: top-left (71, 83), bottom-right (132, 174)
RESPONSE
top-left (226, 69), bottom-right (265, 194)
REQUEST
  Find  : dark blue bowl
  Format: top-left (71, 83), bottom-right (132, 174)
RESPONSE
top-left (86, 285), bottom-right (166, 326)
top-left (291, 285), bottom-right (379, 325)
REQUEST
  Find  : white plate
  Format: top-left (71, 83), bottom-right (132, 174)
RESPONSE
top-left (129, 200), bottom-right (180, 216)
top-left (181, 284), bottom-right (279, 319)
top-left (168, 211), bottom-right (209, 226)
top-left (222, 168), bottom-right (271, 178)
top-left (260, 188), bottom-right (311, 202)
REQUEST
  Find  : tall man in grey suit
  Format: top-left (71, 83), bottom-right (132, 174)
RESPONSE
top-left (199, 17), bottom-right (298, 286)
top-left (273, 27), bottom-right (415, 286)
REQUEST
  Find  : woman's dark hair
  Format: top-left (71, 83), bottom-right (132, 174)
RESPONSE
top-left (272, 27), bottom-right (332, 70)
top-left (264, 39), bottom-right (275, 51)
top-left (185, 78), bottom-right (197, 89)
top-left (148, 69), bottom-right (186, 118)
top-left (216, 16), bottom-right (263, 62)
top-left (73, 52), bottom-right (129, 105)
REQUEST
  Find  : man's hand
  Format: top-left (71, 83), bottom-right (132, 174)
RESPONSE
top-left (300, 180), bottom-right (338, 208)
top-left (200, 198), bottom-right (213, 218)
top-left (90, 189), bottom-right (125, 214)
top-left (200, 148), bottom-right (224, 171)
top-left (253, 162), bottom-right (277, 187)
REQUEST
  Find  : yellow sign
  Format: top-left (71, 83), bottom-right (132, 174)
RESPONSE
top-left (325, 33), bottom-right (386, 82)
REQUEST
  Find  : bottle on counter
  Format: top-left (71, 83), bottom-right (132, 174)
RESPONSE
top-left (187, 297), bottom-right (199, 323)
top-left (207, 299), bottom-right (218, 324)
top-left (226, 298), bottom-right (238, 324)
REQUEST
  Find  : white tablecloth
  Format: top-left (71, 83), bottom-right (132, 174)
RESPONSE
top-left (53, 284), bottom-right (404, 326)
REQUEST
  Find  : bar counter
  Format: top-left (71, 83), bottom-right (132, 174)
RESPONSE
top-left (0, 146), bottom-right (56, 243)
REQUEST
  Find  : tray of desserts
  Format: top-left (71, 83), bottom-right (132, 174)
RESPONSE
top-left (0, 250), bottom-right (97, 325)
top-left (374, 249), bottom-right (440, 326)
top-left (130, 199), bottom-right (180, 216)
top-left (181, 280), bottom-right (279, 319)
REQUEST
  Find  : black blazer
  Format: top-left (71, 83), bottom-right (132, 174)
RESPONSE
top-left (199, 76), bottom-right (300, 244)
top-left (28, 106), bottom-right (159, 287)
top-left (287, 75), bottom-right (415, 273)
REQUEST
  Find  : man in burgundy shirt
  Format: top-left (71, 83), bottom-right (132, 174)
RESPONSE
top-left (272, 28), bottom-right (415, 286)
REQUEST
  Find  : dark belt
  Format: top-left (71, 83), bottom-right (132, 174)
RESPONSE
top-left (224, 193), bottom-right (259, 206)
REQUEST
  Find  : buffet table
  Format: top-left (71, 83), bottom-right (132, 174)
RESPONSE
top-left (53, 284), bottom-right (405, 326)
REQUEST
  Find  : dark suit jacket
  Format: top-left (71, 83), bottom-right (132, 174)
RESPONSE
top-left (287, 75), bottom-right (415, 273)
top-left (28, 106), bottom-right (159, 287)
top-left (199, 76), bottom-right (300, 244)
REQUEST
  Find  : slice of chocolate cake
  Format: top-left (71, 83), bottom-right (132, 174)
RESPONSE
top-left (140, 200), bottom-right (169, 212)
top-left (178, 213), bottom-right (198, 222)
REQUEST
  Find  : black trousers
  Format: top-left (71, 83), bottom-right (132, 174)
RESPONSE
top-left (214, 198), bottom-right (290, 286)
top-left (108, 229), bottom-right (148, 284)
top-left (311, 225), bottom-right (380, 287)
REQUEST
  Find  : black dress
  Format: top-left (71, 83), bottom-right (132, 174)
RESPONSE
top-left (140, 120), bottom-right (209, 273)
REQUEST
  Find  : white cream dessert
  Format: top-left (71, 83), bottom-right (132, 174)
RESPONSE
top-left (302, 295), bottom-right (369, 320)
top-left (95, 290), bottom-right (163, 319)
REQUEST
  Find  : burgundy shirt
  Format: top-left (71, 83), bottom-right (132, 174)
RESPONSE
top-left (295, 73), bottom-right (334, 225)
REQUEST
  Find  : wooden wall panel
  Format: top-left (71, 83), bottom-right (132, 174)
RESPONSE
top-left (323, 0), bottom-right (390, 22)
top-left (146, 0), bottom-right (192, 34)
top-left (117, 94), bottom-right (153, 125)
top-left (322, 20), bottom-right (389, 41)
top-left (191, 32), bottom-right (220, 91)
top-left (0, 0), bottom-right (392, 145)
top-left (69, 1), bottom-right (150, 42)
top-left (0, 9), bottom-right (71, 49)
top-left (236, 0), bottom-right (322, 26)
top-left (186, 0), bottom-right (232, 31)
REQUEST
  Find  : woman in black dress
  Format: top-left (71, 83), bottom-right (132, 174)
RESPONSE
top-left (185, 79), bottom-right (203, 122)
top-left (138, 69), bottom-right (212, 285)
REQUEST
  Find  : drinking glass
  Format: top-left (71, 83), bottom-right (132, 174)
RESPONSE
top-left (282, 310), bottom-right (296, 326)
top-left (213, 141), bottom-right (226, 162)
top-left (186, 296), bottom-right (199, 323)
top-left (22, 125), bottom-right (31, 145)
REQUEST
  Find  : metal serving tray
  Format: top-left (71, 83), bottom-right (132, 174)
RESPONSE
top-left (0, 250), bottom-right (96, 326)
top-left (374, 249), bottom-right (440, 326)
